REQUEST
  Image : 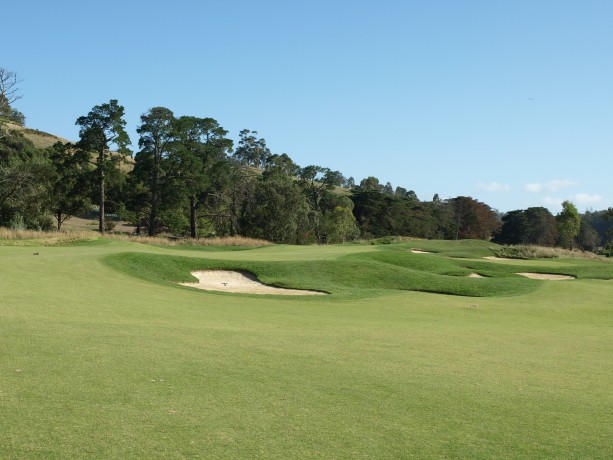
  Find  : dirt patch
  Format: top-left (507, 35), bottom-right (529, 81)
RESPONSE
top-left (411, 249), bottom-right (432, 254)
top-left (468, 273), bottom-right (484, 278)
top-left (515, 272), bottom-right (575, 280)
top-left (180, 270), bottom-right (327, 295)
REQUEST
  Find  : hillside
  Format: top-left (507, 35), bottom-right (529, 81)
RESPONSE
top-left (3, 122), bottom-right (71, 148)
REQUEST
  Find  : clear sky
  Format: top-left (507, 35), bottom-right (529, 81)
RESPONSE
top-left (4, 0), bottom-right (612, 213)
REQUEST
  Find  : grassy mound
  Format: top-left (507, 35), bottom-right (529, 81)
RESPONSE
top-left (104, 239), bottom-right (613, 298)
top-left (2, 238), bottom-right (613, 458)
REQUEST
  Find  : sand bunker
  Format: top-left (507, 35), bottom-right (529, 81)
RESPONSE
top-left (411, 249), bottom-right (432, 254)
top-left (180, 270), bottom-right (327, 295)
top-left (515, 272), bottom-right (575, 280)
top-left (468, 273), bottom-right (484, 278)
top-left (484, 256), bottom-right (513, 261)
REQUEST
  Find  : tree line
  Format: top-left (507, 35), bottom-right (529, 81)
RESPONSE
top-left (2, 70), bottom-right (612, 252)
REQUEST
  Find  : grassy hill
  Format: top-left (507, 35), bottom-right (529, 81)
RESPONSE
top-left (1, 237), bottom-right (612, 458)
top-left (3, 122), bottom-right (71, 148)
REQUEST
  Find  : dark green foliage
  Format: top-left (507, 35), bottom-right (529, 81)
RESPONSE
top-left (351, 190), bottom-right (444, 239)
top-left (575, 220), bottom-right (599, 251)
top-left (132, 107), bottom-right (176, 235)
top-left (76, 99), bottom-right (131, 234)
top-left (494, 207), bottom-right (558, 246)
top-left (524, 207), bottom-right (557, 246)
top-left (449, 196), bottom-right (500, 240)
top-left (232, 129), bottom-right (270, 168)
top-left (494, 210), bottom-right (528, 244)
top-left (0, 127), bottom-right (38, 163)
top-left (241, 171), bottom-right (312, 244)
top-left (47, 142), bottom-right (92, 230)
top-left (0, 132), bottom-right (54, 229)
top-left (556, 201), bottom-right (581, 249)
top-left (264, 153), bottom-right (300, 176)
top-left (298, 165), bottom-right (344, 243)
top-left (170, 116), bottom-right (233, 238)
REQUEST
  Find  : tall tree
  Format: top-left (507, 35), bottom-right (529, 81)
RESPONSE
top-left (134, 107), bottom-right (175, 235)
top-left (171, 116), bottom-right (232, 238)
top-left (524, 207), bottom-right (557, 246)
top-left (76, 99), bottom-right (131, 234)
top-left (48, 142), bottom-right (92, 230)
top-left (242, 170), bottom-right (312, 244)
top-left (0, 154), bottom-right (53, 229)
top-left (232, 129), bottom-right (271, 168)
top-left (556, 200), bottom-right (581, 249)
top-left (298, 165), bottom-right (343, 243)
top-left (449, 196), bottom-right (500, 240)
top-left (264, 153), bottom-right (300, 176)
top-left (359, 176), bottom-right (382, 191)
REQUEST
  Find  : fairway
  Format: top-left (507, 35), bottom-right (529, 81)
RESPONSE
top-left (1, 239), bottom-right (612, 458)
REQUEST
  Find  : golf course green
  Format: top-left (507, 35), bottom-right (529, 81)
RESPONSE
top-left (1, 238), bottom-right (612, 458)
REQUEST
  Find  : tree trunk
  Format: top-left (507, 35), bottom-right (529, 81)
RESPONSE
top-left (148, 144), bottom-right (160, 236)
top-left (57, 210), bottom-right (62, 231)
top-left (99, 150), bottom-right (105, 234)
top-left (190, 196), bottom-right (197, 239)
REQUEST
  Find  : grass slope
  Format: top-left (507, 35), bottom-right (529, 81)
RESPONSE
top-left (1, 239), bottom-right (612, 458)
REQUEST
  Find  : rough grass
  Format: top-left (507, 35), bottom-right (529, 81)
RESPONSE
top-left (104, 241), bottom-right (613, 298)
top-left (0, 227), bottom-right (271, 248)
top-left (2, 239), bottom-right (613, 458)
top-left (105, 234), bottom-right (272, 247)
top-left (494, 244), bottom-right (606, 260)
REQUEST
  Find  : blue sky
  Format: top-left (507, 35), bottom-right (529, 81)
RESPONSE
top-left (4, 0), bottom-right (612, 213)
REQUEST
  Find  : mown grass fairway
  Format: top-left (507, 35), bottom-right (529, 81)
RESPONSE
top-left (1, 239), bottom-right (612, 458)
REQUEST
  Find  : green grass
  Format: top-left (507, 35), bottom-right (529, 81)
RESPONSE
top-left (1, 239), bottom-right (612, 458)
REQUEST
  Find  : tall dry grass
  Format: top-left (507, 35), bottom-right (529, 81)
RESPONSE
top-left (494, 244), bottom-right (604, 260)
top-left (0, 227), bottom-right (272, 247)
top-left (105, 234), bottom-right (272, 247)
top-left (0, 228), bottom-right (97, 245)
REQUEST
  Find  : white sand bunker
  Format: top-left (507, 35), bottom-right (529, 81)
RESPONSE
top-left (516, 272), bottom-right (575, 280)
top-left (468, 273), bottom-right (484, 278)
top-left (180, 270), bottom-right (327, 295)
top-left (484, 256), bottom-right (513, 261)
top-left (411, 249), bottom-right (432, 254)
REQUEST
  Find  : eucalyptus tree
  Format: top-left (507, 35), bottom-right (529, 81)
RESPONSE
top-left (232, 129), bottom-right (271, 168)
top-left (134, 107), bottom-right (175, 235)
top-left (298, 165), bottom-right (344, 243)
top-left (171, 116), bottom-right (233, 238)
top-left (264, 153), bottom-right (300, 177)
top-left (242, 168), bottom-right (312, 244)
top-left (75, 99), bottom-right (131, 234)
top-left (556, 200), bottom-right (581, 249)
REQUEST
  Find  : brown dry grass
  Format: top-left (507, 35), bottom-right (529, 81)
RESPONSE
top-left (0, 228), bottom-right (94, 240)
top-left (0, 227), bottom-right (271, 247)
top-left (4, 122), bottom-right (71, 148)
top-left (106, 234), bottom-right (272, 247)
top-left (494, 245), bottom-right (605, 261)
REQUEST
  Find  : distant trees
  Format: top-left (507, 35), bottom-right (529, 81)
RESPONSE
top-left (171, 116), bottom-right (233, 238)
top-left (133, 107), bottom-right (175, 235)
top-left (76, 100), bottom-right (131, 234)
top-left (48, 142), bottom-right (92, 230)
top-left (242, 169), bottom-right (311, 244)
top-left (298, 165), bottom-right (344, 243)
top-left (232, 129), bottom-right (270, 168)
top-left (449, 196), bottom-right (500, 240)
top-left (2, 75), bottom-right (609, 251)
top-left (494, 207), bottom-right (557, 246)
top-left (556, 200), bottom-right (581, 249)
